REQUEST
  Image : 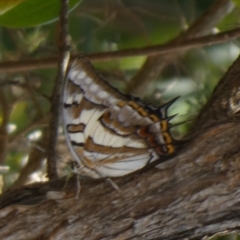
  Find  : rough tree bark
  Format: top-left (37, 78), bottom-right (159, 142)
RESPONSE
top-left (1, 54), bottom-right (240, 239)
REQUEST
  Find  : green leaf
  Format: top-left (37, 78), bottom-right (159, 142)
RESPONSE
top-left (232, 0), bottom-right (240, 8)
top-left (0, 0), bottom-right (24, 15)
top-left (0, 0), bottom-right (82, 28)
top-left (10, 101), bottom-right (30, 131)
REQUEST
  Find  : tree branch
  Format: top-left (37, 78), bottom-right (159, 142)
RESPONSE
top-left (0, 27), bottom-right (239, 73)
top-left (0, 53), bottom-right (240, 240)
top-left (189, 55), bottom-right (240, 136)
top-left (47, 0), bottom-right (70, 180)
top-left (0, 89), bottom-right (10, 165)
top-left (126, 0), bottom-right (235, 95)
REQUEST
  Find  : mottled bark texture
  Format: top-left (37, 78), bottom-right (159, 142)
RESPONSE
top-left (1, 55), bottom-right (240, 240)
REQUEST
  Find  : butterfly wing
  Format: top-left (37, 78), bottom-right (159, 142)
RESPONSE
top-left (63, 56), bottom-right (176, 178)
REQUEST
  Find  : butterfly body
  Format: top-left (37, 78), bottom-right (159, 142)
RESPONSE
top-left (63, 56), bottom-right (176, 178)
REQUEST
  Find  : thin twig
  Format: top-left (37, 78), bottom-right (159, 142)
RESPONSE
top-left (0, 89), bottom-right (10, 164)
top-left (126, 0), bottom-right (235, 95)
top-left (47, 0), bottom-right (70, 180)
top-left (0, 27), bottom-right (239, 73)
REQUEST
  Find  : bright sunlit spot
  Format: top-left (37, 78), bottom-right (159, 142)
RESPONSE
top-left (7, 123), bottom-right (17, 133)
top-left (20, 155), bottom-right (28, 167)
top-left (30, 158), bottom-right (47, 183)
top-left (27, 130), bottom-right (42, 141)
top-left (30, 170), bottom-right (48, 183)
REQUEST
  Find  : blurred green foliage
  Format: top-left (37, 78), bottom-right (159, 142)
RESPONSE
top-left (0, 0), bottom-right (82, 27)
top-left (0, 1), bottom-right (240, 238)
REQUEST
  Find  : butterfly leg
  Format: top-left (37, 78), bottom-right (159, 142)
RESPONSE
top-left (106, 178), bottom-right (122, 195)
top-left (63, 173), bottom-right (71, 191)
top-left (75, 174), bottom-right (81, 199)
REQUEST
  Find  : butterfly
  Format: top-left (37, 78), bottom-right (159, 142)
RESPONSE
top-left (62, 56), bottom-right (177, 179)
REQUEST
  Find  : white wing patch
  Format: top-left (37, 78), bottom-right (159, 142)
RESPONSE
top-left (69, 132), bottom-right (85, 144)
top-left (97, 152), bottom-right (154, 177)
